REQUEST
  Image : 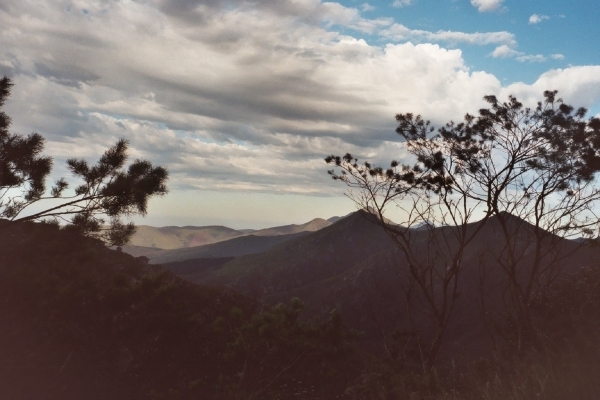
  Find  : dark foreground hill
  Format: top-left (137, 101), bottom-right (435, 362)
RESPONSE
top-left (2, 218), bottom-right (600, 399)
top-left (0, 220), bottom-right (358, 399)
top-left (190, 211), bottom-right (598, 361)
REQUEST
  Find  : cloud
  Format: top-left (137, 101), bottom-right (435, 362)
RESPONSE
top-left (502, 66), bottom-right (600, 108)
top-left (515, 54), bottom-right (546, 63)
top-left (361, 3), bottom-right (375, 11)
top-left (392, 0), bottom-right (413, 7)
top-left (470, 0), bottom-right (504, 13)
top-left (529, 14), bottom-right (549, 24)
top-left (382, 24), bottom-right (516, 46)
top-left (491, 45), bottom-right (564, 63)
top-left (490, 44), bottom-right (520, 58)
top-left (0, 0), bottom-right (598, 202)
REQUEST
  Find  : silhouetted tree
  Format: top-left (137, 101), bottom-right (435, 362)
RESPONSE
top-left (326, 90), bottom-right (600, 362)
top-left (326, 144), bottom-right (491, 371)
top-left (0, 77), bottom-right (168, 246)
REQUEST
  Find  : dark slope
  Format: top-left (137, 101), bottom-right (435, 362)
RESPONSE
top-left (249, 218), bottom-right (331, 236)
top-left (0, 220), bottom-right (258, 399)
top-left (162, 256), bottom-right (235, 278)
top-left (191, 211), bottom-right (597, 360)
top-left (197, 210), bottom-right (393, 295)
top-left (146, 231), bottom-right (311, 264)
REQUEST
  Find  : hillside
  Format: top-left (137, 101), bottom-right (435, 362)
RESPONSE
top-left (127, 218), bottom-right (336, 251)
top-left (145, 231), bottom-right (311, 264)
top-left (127, 224), bottom-right (243, 249)
top-left (189, 211), bottom-right (597, 360)
top-left (0, 220), bottom-right (254, 399)
top-left (249, 217), bottom-right (332, 236)
top-left (0, 220), bottom-right (357, 399)
top-left (2, 217), bottom-right (600, 399)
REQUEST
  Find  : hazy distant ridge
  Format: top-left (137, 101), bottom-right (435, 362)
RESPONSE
top-left (127, 215), bottom-right (348, 250)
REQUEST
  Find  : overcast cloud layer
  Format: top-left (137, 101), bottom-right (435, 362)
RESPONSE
top-left (2, 0), bottom-right (600, 201)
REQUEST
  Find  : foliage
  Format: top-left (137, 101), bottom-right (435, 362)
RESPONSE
top-left (214, 299), bottom-right (359, 399)
top-left (326, 90), bottom-right (600, 361)
top-left (0, 220), bottom-right (362, 399)
top-left (0, 219), bottom-right (255, 399)
top-left (0, 77), bottom-right (168, 246)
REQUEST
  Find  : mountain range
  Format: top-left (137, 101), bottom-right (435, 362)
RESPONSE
top-left (121, 215), bottom-right (348, 263)
top-left (154, 210), bottom-right (598, 361)
top-left (127, 216), bottom-right (340, 250)
top-left (4, 209), bottom-right (600, 398)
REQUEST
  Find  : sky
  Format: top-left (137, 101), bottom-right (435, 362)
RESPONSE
top-left (1, 0), bottom-right (600, 228)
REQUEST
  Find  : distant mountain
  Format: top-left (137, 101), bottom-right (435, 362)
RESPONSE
top-left (326, 212), bottom-right (353, 224)
top-left (126, 218), bottom-right (336, 252)
top-left (128, 224), bottom-right (242, 249)
top-left (146, 231), bottom-right (311, 264)
top-left (249, 218), bottom-right (331, 236)
top-left (187, 210), bottom-right (597, 360)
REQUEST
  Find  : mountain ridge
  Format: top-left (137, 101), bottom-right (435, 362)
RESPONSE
top-left (183, 210), bottom-right (597, 359)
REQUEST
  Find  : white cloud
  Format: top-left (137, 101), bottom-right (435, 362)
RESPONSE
top-left (470, 0), bottom-right (504, 13)
top-left (529, 14), bottom-right (550, 24)
top-left (502, 66), bottom-right (600, 108)
top-left (0, 0), bottom-right (598, 206)
top-left (491, 45), bottom-right (521, 58)
top-left (491, 45), bottom-right (563, 63)
top-left (361, 3), bottom-right (375, 11)
top-left (392, 0), bottom-right (413, 7)
top-left (382, 24), bottom-right (516, 46)
top-left (515, 54), bottom-right (546, 63)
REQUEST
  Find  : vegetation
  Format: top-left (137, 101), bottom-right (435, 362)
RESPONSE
top-left (2, 78), bottom-right (599, 399)
top-left (326, 90), bottom-right (600, 365)
top-left (0, 219), bottom-right (359, 399)
top-left (0, 77), bottom-right (168, 246)
top-left (346, 264), bottom-right (600, 400)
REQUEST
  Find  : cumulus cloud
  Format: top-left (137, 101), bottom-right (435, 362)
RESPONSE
top-left (491, 45), bottom-right (521, 58)
top-left (470, 0), bottom-right (504, 13)
top-left (0, 0), bottom-right (598, 203)
top-left (502, 66), bottom-right (600, 108)
top-left (529, 14), bottom-right (549, 24)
